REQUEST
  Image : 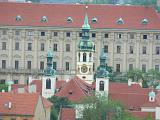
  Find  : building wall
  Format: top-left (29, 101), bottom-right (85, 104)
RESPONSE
top-left (0, 26), bottom-right (160, 83)
top-left (34, 96), bottom-right (46, 120)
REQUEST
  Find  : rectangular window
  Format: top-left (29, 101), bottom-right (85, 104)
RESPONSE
top-left (142, 64), bottom-right (146, 73)
top-left (66, 62), bottom-right (70, 71)
top-left (142, 46), bottom-right (147, 54)
top-left (118, 34), bottom-right (122, 39)
top-left (15, 60), bottom-right (19, 69)
top-left (28, 31), bottom-right (33, 36)
top-left (2, 42), bottom-right (6, 50)
top-left (15, 30), bottom-right (20, 36)
top-left (40, 61), bottom-right (44, 70)
top-left (156, 35), bottom-right (160, 40)
top-left (143, 35), bottom-right (147, 39)
top-left (129, 64), bottom-right (133, 71)
top-left (41, 43), bottom-right (44, 51)
top-left (79, 33), bottom-right (82, 37)
top-left (41, 32), bottom-right (45, 36)
top-left (155, 65), bottom-right (159, 71)
top-left (53, 62), bottom-right (57, 70)
top-left (129, 46), bottom-right (134, 54)
top-left (27, 61), bottom-right (31, 69)
top-left (117, 46), bottom-right (121, 54)
top-left (2, 30), bottom-right (7, 35)
top-left (66, 32), bottom-right (70, 37)
top-left (130, 33), bottom-right (134, 39)
top-left (14, 80), bottom-right (19, 84)
top-left (53, 43), bottom-right (57, 51)
top-left (92, 33), bottom-right (96, 38)
top-left (0, 79), bottom-right (5, 84)
top-left (104, 33), bottom-right (108, 38)
top-left (28, 43), bottom-right (32, 51)
top-left (116, 64), bottom-right (120, 72)
top-left (66, 44), bottom-right (70, 52)
top-left (53, 32), bottom-right (58, 37)
top-left (104, 45), bottom-right (108, 53)
top-left (2, 60), bottom-right (6, 69)
top-left (156, 46), bottom-right (160, 55)
top-left (93, 63), bottom-right (95, 72)
top-left (15, 42), bottom-right (19, 50)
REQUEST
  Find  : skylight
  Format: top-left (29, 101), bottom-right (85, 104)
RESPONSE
top-left (67, 17), bottom-right (73, 23)
top-left (91, 17), bottom-right (98, 23)
top-left (41, 16), bottom-right (48, 22)
top-left (15, 15), bottom-right (22, 22)
top-left (116, 18), bottom-right (124, 25)
top-left (141, 18), bottom-right (149, 25)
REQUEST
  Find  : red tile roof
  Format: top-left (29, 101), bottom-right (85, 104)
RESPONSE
top-left (55, 76), bottom-right (92, 102)
top-left (56, 80), bottom-right (66, 90)
top-left (110, 93), bottom-right (148, 110)
top-left (0, 2), bottom-right (160, 29)
top-left (109, 82), bottom-right (150, 94)
top-left (130, 111), bottom-right (155, 119)
top-left (0, 93), bottom-right (39, 116)
top-left (59, 108), bottom-right (75, 120)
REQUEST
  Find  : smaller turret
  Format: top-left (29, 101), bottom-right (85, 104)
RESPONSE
top-left (95, 48), bottom-right (110, 97)
top-left (42, 48), bottom-right (56, 98)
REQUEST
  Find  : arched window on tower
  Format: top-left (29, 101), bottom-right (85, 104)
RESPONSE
top-left (89, 52), bottom-right (92, 61)
top-left (46, 78), bottom-right (51, 89)
top-left (99, 81), bottom-right (104, 91)
top-left (78, 52), bottom-right (80, 62)
top-left (83, 53), bottom-right (87, 62)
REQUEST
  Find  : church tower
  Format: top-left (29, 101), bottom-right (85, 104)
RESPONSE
top-left (42, 48), bottom-right (56, 98)
top-left (76, 6), bottom-right (94, 83)
top-left (95, 49), bottom-right (110, 96)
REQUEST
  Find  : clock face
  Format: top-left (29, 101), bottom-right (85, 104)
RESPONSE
top-left (81, 65), bottom-right (88, 73)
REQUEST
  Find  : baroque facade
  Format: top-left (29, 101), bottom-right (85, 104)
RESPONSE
top-left (0, 3), bottom-right (160, 84)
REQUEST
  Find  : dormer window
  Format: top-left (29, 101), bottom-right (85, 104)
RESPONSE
top-left (116, 18), bottom-right (124, 25)
top-left (141, 18), bottom-right (148, 25)
top-left (41, 16), bottom-right (48, 22)
top-left (15, 15), bottom-right (22, 22)
top-left (67, 17), bottom-right (73, 23)
top-left (91, 17), bottom-right (98, 23)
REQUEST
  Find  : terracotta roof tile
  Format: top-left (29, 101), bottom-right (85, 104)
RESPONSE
top-left (59, 108), bottom-right (75, 120)
top-left (0, 2), bottom-right (160, 29)
top-left (55, 77), bottom-right (92, 102)
top-left (130, 111), bottom-right (155, 119)
top-left (0, 92), bottom-right (39, 116)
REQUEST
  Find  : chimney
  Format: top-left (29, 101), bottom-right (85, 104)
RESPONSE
top-left (28, 84), bottom-right (36, 93)
top-left (128, 78), bottom-right (132, 86)
top-left (8, 102), bottom-right (12, 109)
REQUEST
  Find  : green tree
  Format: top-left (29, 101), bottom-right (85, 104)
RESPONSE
top-left (81, 94), bottom-right (139, 120)
top-left (126, 69), bottom-right (143, 82)
top-left (0, 84), bottom-right (8, 92)
top-left (143, 69), bottom-right (160, 86)
top-left (48, 96), bottom-right (72, 120)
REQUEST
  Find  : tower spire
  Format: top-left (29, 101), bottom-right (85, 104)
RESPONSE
top-left (82, 6), bottom-right (90, 30)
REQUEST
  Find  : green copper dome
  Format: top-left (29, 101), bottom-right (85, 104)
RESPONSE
top-left (78, 40), bottom-right (94, 51)
top-left (148, 91), bottom-right (156, 97)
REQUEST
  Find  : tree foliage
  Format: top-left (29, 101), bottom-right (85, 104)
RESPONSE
top-left (81, 95), bottom-right (139, 120)
top-left (48, 96), bottom-right (72, 120)
top-left (0, 84), bottom-right (8, 92)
